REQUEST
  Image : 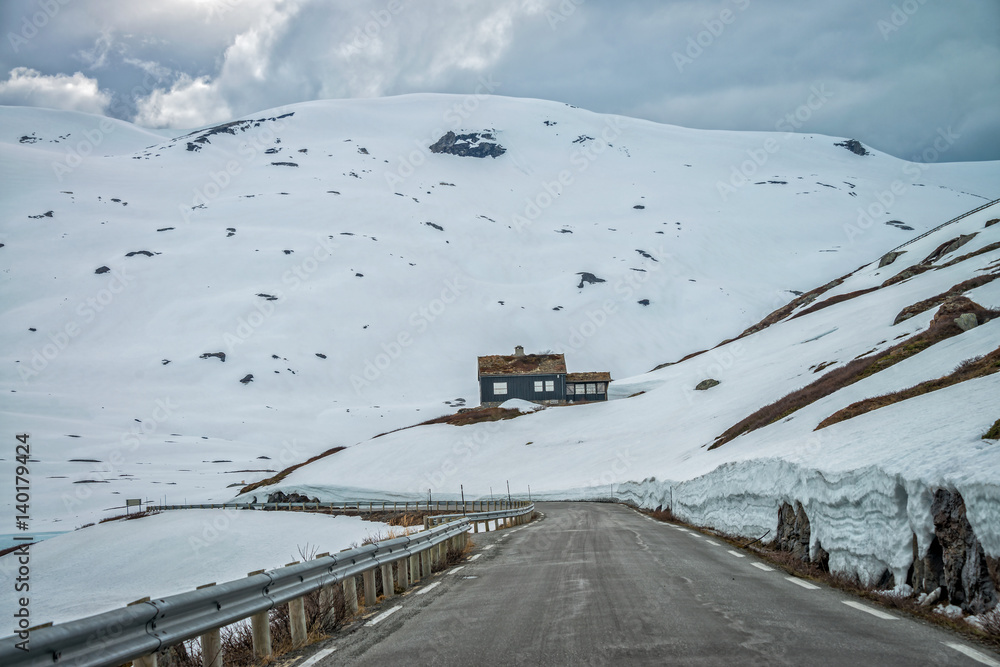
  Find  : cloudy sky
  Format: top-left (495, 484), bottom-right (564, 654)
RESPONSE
top-left (1, 0), bottom-right (997, 161)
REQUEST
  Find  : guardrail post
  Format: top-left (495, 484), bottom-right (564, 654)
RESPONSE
top-left (421, 548), bottom-right (431, 578)
top-left (409, 552), bottom-right (420, 583)
top-left (134, 654), bottom-right (157, 667)
top-left (397, 557), bottom-right (409, 590)
top-left (363, 568), bottom-right (377, 606)
top-left (319, 581), bottom-right (337, 627)
top-left (251, 609), bottom-right (271, 659)
top-left (200, 627), bottom-right (223, 667)
top-left (473, 520), bottom-right (479, 533)
top-left (289, 597), bottom-right (308, 649)
top-left (380, 562), bottom-right (395, 598)
top-left (343, 576), bottom-right (359, 615)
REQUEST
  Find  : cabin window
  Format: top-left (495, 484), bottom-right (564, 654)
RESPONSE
top-left (566, 384), bottom-right (575, 395)
top-left (494, 382), bottom-right (508, 395)
top-left (534, 380), bottom-right (543, 392)
top-left (545, 380), bottom-right (554, 392)
top-left (597, 383), bottom-right (606, 393)
top-left (586, 383), bottom-right (596, 394)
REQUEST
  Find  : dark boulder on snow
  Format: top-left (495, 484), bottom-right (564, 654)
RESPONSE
top-left (200, 352), bottom-right (226, 362)
top-left (834, 139), bottom-right (870, 156)
top-left (239, 374), bottom-right (254, 384)
top-left (576, 272), bottom-right (606, 289)
top-left (695, 379), bottom-right (720, 391)
top-left (95, 266), bottom-right (110, 274)
top-left (429, 131), bottom-right (505, 158)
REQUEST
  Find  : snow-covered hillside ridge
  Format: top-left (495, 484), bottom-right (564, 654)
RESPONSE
top-left (254, 199), bottom-right (1000, 607)
top-left (1, 94), bottom-right (998, 536)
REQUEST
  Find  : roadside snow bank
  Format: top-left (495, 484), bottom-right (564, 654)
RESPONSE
top-left (0, 510), bottom-right (395, 625)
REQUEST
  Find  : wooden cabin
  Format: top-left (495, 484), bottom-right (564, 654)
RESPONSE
top-left (565, 372), bottom-right (612, 403)
top-left (477, 346), bottom-right (612, 407)
top-left (477, 346), bottom-right (566, 407)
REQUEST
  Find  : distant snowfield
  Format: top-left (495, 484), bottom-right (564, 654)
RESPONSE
top-left (1, 95), bottom-right (999, 602)
top-left (0, 510), bottom-right (397, 625)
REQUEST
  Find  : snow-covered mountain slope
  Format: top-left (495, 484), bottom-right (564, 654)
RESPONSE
top-left (1, 95), bottom-right (998, 536)
top-left (255, 200), bottom-right (1000, 590)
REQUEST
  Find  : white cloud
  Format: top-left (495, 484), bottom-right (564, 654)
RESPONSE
top-left (0, 68), bottom-right (111, 114)
top-left (132, 74), bottom-right (232, 128)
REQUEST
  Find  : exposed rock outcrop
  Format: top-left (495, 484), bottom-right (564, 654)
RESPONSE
top-left (775, 501), bottom-right (811, 561)
top-left (834, 139), bottom-right (870, 156)
top-left (266, 490), bottom-right (320, 504)
top-left (878, 250), bottom-right (905, 268)
top-left (429, 131), bottom-right (505, 158)
top-left (912, 489), bottom-right (999, 614)
top-left (695, 379), bottom-right (720, 391)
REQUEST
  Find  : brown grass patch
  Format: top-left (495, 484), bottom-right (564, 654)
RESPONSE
top-left (791, 286), bottom-right (882, 320)
top-left (893, 273), bottom-right (999, 324)
top-left (710, 302), bottom-right (986, 449)
top-left (818, 346), bottom-right (1000, 429)
top-left (239, 446), bottom-right (346, 495)
top-left (985, 419), bottom-right (1000, 440)
top-left (98, 508), bottom-right (160, 524)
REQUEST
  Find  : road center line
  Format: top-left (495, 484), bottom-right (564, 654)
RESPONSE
top-left (365, 605), bottom-right (403, 626)
top-left (751, 563), bottom-right (774, 572)
top-left (943, 642), bottom-right (1000, 666)
top-left (704, 539), bottom-right (721, 546)
top-left (727, 550), bottom-right (745, 558)
top-left (415, 581), bottom-right (442, 596)
top-left (785, 577), bottom-right (820, 590)
top-left (841, 600), bottom-right (897, 620)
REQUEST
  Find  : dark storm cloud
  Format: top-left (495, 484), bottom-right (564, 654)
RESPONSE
top-left (0, 0), bottom-right (997, 161)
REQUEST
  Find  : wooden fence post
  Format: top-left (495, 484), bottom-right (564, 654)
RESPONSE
top-left (363, 569), bottom-right (377, 606)
top-left (343, 576), bottom-right (359, 615)
top-left (199, 628), bottom-right (222, 667)
top-left (251, 610), bottom-right (271, 659)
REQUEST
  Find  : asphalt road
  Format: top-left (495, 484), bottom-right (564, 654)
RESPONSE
top-left (313, 502), bottom-right (1000, 666)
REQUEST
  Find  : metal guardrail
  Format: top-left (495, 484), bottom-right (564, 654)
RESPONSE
top-left (885, 197), bottom-right (999, 255)
top-left (154, 499), bottom-right (529, 514)
top-left (0, 504), bottom-right (534, 667)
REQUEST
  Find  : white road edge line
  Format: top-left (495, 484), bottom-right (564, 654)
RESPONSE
top-left (784, 576), bottom-right (820, 590)
top-left (415, 581), bottom-right (442, 596)
top-left (943, 642), bottom-right (1000, 666)
top-left (727, 550), bottom-right (745, 558)
top-left (483, 544), bottom-right (495, 550)
top-left (704, 540), bottom-right (721, 546)
top-left (841, 600), bottom-right (897, 620)
top-left (469, 553), bottom-right (482, 561)
top-left (296, 646), bottom-right (336, 667)
top-left (751, 563), bottom-right (774, 572)
top-left (297, 647), bottom-right (336, 667)
top-left (448, 566), bottom-right (465, 575)
top-left (365, 605), bottom-right (403, 626)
